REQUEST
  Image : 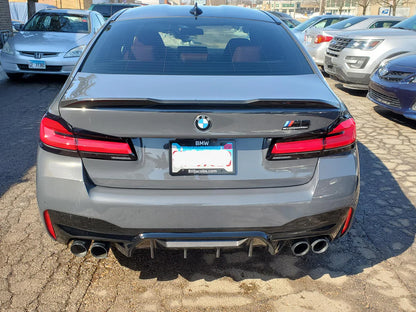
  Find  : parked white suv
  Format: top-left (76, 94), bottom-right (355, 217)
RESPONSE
top-left (324, 15), bottom-right (416, 90)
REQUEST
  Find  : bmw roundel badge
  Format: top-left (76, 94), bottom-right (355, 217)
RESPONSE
top-left (195, 115), bottom-right (212, 131)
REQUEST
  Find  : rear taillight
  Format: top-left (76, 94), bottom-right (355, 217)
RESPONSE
top-left (43, 210), bottom-right (56, 240)
top-left (314, 35), bottom-right (333, 44)
top-left (270, 118), bottom-right (356, 159)
top-left (40, 114), bottom-right (136, 160)
top-left (340, 207), bottom-right (354, 236)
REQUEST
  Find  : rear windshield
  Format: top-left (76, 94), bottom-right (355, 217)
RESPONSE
top-left (293, 16), bottom-right (320, 31)
top-left (393, 15), bottom-right (416, 30)
top-left (24, 13), bottom-right (89, 33)
top-left (327, 16), bottom-right (367, 30)
top-left (91, 4), bottom-right (137, 18)
top-left (81, 17), bottom-right (313, 76)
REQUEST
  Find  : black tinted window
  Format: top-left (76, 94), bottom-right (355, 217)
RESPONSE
top-left (81, 17), bottom-right (313, 76)
top-left (91, 5), bottom-right (112, 18)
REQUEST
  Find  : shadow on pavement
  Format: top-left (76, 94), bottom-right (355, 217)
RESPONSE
top-left (373, 106), bottom-right (416, 129)
top-left (334, 83), bottom-right (368, 97)
top-left (0, 73), bottom-right (66, 196)
top-left (114, 142), bottom-right (416, 281)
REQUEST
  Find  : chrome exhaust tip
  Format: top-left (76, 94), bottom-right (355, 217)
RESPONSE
top-left (291, 240), bottom-right (310, 257)
top-left (90, 241), bottom-right (110, 259)
top-left (311, 237), bottom-right (329, 254)
top-left (70, 240), bottom-right (91, 257)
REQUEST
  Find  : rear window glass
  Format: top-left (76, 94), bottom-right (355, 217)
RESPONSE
top-left (293, 16), bottom-right (321, 31)
top-left (327, 16), bottom-right (367, 29)
top-left (81, 17), bottom-right (313, 76)
top-left (91, 5), bottom-right (112, 18)
top-left (24, 13), bottom-right (89, 33)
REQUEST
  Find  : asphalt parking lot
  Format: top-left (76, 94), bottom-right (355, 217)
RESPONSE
top-left (0, 69), bottom-right (415, 312)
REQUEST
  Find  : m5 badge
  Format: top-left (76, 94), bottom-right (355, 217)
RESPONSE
top-left (282, 120), bottom-right (310, 130)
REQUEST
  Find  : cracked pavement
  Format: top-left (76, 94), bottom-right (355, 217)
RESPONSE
top-left (0, 69), bottom-right (415, 311)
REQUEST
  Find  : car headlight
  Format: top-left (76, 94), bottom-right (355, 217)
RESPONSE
top-left (404, 74), bottom-right (416, 84)
top-left (346, 39), bottom-right (383, 51)
top-left (2, 41), bottom-right (15, 55)
top-left (377, 65), bottom-right (389, 77)
top-left (64, 45), bottom-right (85, 58)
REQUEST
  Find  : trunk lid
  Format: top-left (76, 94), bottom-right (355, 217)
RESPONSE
top-left (59, 73), bottom-right (342, 189)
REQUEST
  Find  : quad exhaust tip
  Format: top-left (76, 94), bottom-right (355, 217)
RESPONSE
top-left (291, 237), bottom-right (330, 256)
top-left (291, 240), bottom-right (310, 257)
top-left (90, 241), bottom-right (110, 259)
top-left (70, 240), bottom-right (91, 257)
top-left (311, 237), bottom-right (329, 254)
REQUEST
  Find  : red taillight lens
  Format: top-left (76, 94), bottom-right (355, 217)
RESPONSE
top-left (271, 118), bottom-right (356, 158)
top-left (77, 138), bottom-right (132, 155)
top-left (341, 207), bottom-right (353, 235)
top-left (271, 138), bottom-right (323, 154)
top-left (40, 115), bottom-right (134, 159)
top-left (314, 35), bottom-right (333, 44)
top-left (324, 118), bottom-right (356, 150)
top-left (40, 117), bottom-right (77, 150)
top-left (43, 210), bottom-right (56, 240)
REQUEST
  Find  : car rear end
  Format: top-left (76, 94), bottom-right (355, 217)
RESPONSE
top-left (304, 28), bottom-right (336, 66)
top-left (37, 6), bottom-right (359, 259)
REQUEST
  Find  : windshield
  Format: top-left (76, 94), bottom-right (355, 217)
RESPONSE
top-left (393, 15), bottom-right (416, 30)
top-left (293, 16), bottom-right (321, 31)
top-left (81, 17), bottom-right (313, 76)
top-left (327, 16), bottom-right (367, 29)
top-left (24, 13), bottom-right (90, 33)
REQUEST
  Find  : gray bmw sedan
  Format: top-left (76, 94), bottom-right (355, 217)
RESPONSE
top-left (36, 5), bottom-right (359, 260)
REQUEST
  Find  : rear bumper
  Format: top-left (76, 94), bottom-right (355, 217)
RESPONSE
top-left (37, 146), bottom-right (360, 255)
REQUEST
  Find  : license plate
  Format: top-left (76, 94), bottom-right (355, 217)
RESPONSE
top-left (28, 60), bottom-right (46, 69)
top-left (170, 140), bottom-right (235, 175)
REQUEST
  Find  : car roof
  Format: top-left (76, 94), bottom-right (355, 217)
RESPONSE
top-left (38, 8), bottom-right (91, 15)
top-left (319, 15), bottom-right (351, 19)
top-left (348, 15), bottom-right (404, 20)
top-left (117, 5), bottom-right (273, 22)
top-left (92, 3), bottom-right (139, 6)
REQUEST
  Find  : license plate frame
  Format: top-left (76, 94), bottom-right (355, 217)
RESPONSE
top-left (28, 60), bottom-right (46, 69)
top-left (170, 139), bottom-right (235, 176)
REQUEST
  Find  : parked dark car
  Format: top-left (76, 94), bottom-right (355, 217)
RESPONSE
top-left (89, 3), bottom-right (141, 19)
top-left (368, 53), bottom-right (416, 120)
top-left (37, 5), bottom-right (359, 261)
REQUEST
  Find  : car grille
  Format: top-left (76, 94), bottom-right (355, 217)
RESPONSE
top-left (379, 71), bottom-right (412, 82)
top-left (19, 51), bottom-right (59, 57)
top-left (368, 88), bottom-right (401, 108)
top-left (17, 64), bottom-right (62, 72)
top-left (327, 37), bottom-right (352, 53)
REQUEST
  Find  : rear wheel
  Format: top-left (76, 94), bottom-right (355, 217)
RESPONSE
top-left (6, 73), bottom-right (24, 80)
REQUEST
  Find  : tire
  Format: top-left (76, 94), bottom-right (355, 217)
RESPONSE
top-left (6, 73), bottom-right (24, 80)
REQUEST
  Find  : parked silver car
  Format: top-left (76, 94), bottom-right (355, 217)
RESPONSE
top-left (292, 15), bottom-right (351, 42)
top-left (0, 9), bottom-right (105, 80)
top-left (36, 5), bottom-right (359, 260)
top-left (304, 15), bottom-right (403, 67)
top-left (324, 15), bottom-right (416, 90)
